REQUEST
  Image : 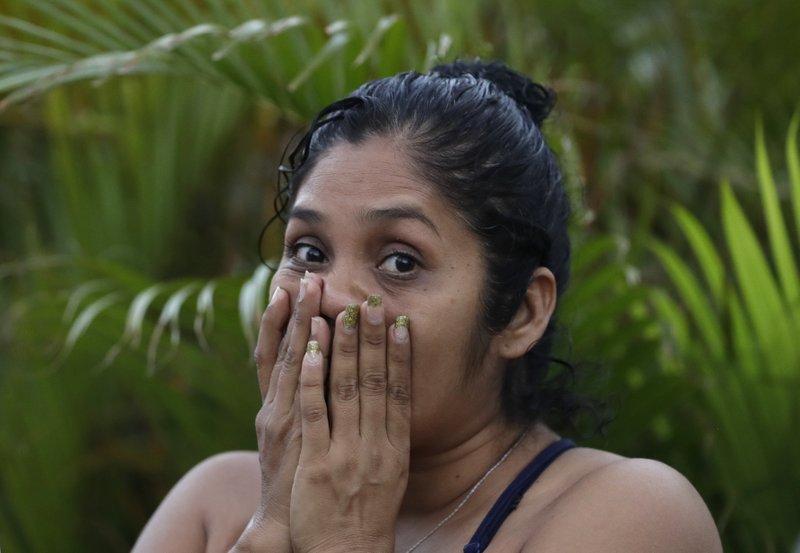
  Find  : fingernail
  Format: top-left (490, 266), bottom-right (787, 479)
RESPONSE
top-left (270, 286), bottom-right (283, 306)
top-left (366, 295), bottom-right (382, 325)
top-left (306, 340), bottom-right (321, 360)
top-left (394, 315), bottom-right (410, 343)
top-left (298, 277), bottom-right (308, 303)
top-left (343, 303), bottom-right (359, 330)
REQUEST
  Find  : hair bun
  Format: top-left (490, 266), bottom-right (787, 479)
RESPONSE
top-left (432, 59), bottom-right (555, 126)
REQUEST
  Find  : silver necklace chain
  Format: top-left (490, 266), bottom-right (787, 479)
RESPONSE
top-left (403, 432), bottom-right (527, 553)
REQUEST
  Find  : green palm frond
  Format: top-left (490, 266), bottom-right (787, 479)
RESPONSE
top-left (0, 0), bottom-right (481, 117)
top-left (756, 120), bottom-right (800, 305)
top-left (0, 13), bottom-right (306, 108)
top-left (721, 179), bottom-right (799, 374)
top-left (788, 114), bottom-right (800, 241)
top-left (51, 260), bottom-right (271, 373)
top-left (653, 118), bottom-right (800, 550)
top-left (40, 74), bottom-right (248, 272)
top-left (0, 259), bottom-right (262, 552)
top-left (651, 234), bottom-right (725, 364)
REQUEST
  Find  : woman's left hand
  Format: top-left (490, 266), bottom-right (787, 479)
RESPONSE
top-left (289, 296), bottom-right (412, 553)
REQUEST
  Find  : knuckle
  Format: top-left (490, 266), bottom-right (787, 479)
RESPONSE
top-left (332, 453), bottom-right (360, 480)
top-left (334, 376), bottom-right (359, 402)
top-left (255, 408), bottom-right (297, 441)
top-left (300, 370), bottom-right (321, 389)
top-left (253, 349), bottom-right (266, 369)
top-left (307, 466), bottom-right (331, 485)
top-left (293, 305), bottom-right (305, 325)
top-left (388, 382), bottom-right (410, 405)
top-left (255, 409), bottom-right (276, 433)
top-left (340, 454), bottom-right (359, 475)
top-left (368, 450), bottom-right (384, 473)
top-left (281, 345), bottom-right (298, 368)
top-left (255, 410), bottom-right (266, 431)
top-left (360, 371), bottom-right (387, 393)
top-left (275, 340), bottom-right (287, 361)
top-left (362, 331), bottom-right (384, 348)
top-left (302, 404), bottom-right (327, 424)
top-left (337, 339), bottom-right (358, 358)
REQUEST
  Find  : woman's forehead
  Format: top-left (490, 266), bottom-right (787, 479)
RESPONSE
top-left (294, 138), bottom-right (440, 208)
top-left (287, 138), bottom-right (481, 246)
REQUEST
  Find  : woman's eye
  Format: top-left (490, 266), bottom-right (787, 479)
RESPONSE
top-left (378, 252), bottom-right (418, 274)
top-left (292, 243), bottom-right (326, 264)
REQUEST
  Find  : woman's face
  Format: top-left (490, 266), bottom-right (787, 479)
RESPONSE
top-left (270, 136), bottom-right (509, 453)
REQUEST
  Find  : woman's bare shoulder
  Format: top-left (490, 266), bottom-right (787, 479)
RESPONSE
top-left (132, 451), bottom-right (260, 553)
top-left (521, 448), bottom-right (722, 553)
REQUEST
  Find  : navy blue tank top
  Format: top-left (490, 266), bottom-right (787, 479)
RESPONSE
top-left (463, 438), bottom-right (576, 553)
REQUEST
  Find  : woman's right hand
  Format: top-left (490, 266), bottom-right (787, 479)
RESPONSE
top-left (231, 273), bottom-right (327, 552)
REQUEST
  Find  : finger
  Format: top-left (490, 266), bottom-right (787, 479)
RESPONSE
top-left (309, 316), bottom-right (332, 359)
top-left (299, 340), bottom-right (330, 460)
top-left (359, 294), bottom-right (388, 439)
top-left (386, 315), bottom-right (412, 450)
top-left (329, 304), bottom-right (360, 441)
top-left (255, 286), bottom-right (290, 401)
top-left (269, 273), bottom-right (327, 405)
top-left (273, 273), bottom-right (322, 414)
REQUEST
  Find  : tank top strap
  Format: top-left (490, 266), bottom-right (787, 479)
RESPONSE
top-left (463, 438), bottom-right (576, 553)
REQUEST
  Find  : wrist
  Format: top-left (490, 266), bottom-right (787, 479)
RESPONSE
top-left (301, 537), bottom-right (394, 553)
top-left (231, 515), bottom-right (291, 553)
top-left (231, 533), bottom-right (290, 553)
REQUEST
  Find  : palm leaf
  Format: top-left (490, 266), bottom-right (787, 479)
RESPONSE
top-left (146, 283), bottom-right (201, 374)
top-left (650, 238), bottom-right (725, 363)
top-left (655, 123), bottom-right (800, 550)
top-left (788, 113), bottom-right (800, 245)
top-left (54, 262), bottom-right (273, 373)
top-left (0, 2), bottom-right (430, 117)
top-left (721, 181), bottom-right (799, 376)
top-left (755, 121), bottom-right (800, 304)
top-left (671, 203), bottom-right (726, 307)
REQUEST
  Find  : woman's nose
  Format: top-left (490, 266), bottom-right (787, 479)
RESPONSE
top-left (319, 269), bottom-right (368, 323)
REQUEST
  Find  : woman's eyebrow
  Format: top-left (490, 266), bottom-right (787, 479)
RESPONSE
top-left (289, 205), bottom-right (441, 236)
top-left (358, 206), bottom-right (441, 237)
top-left (288, 206), bottom-right (324, 223)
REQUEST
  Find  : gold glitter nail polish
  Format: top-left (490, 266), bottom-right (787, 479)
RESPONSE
top-left (367, 294), bottom-right (382, 307)
top-left (394, 315), bottom-right (410, 343)
top-left (343, 304), bottom-right (359, 329)
top-left (306, 340), bottom-right (320, 354)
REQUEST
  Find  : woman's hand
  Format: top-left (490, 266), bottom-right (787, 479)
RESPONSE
top-left (232, 274), bottom-right (328, 552)
top-left (290, 295), bottom-right (412, 553)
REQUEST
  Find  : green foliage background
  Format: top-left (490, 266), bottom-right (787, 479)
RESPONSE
top-left (1, 0), bottom-right (799, 551)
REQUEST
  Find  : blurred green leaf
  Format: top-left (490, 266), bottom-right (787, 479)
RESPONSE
top-left (650, 238), bottom-right (725, 362)
top-left (756, 121), bottom-right (800, 304)
top-left (722, 181), bottom-right (799, 375)
top-left (654, 124), bottom-right (800, 549)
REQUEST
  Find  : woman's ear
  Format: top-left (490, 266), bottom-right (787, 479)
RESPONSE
top-left (495, 267), bottom-right (557, 360)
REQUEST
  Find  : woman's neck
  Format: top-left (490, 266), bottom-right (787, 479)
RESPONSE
top-left (400, 421), bottom-right (553, 515)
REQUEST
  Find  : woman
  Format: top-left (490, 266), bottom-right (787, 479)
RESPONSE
top-left (133, 60), bottom-right (722, 552)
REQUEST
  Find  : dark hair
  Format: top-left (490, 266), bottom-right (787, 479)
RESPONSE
top-left (268, 59), bottom-right (595, 430)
